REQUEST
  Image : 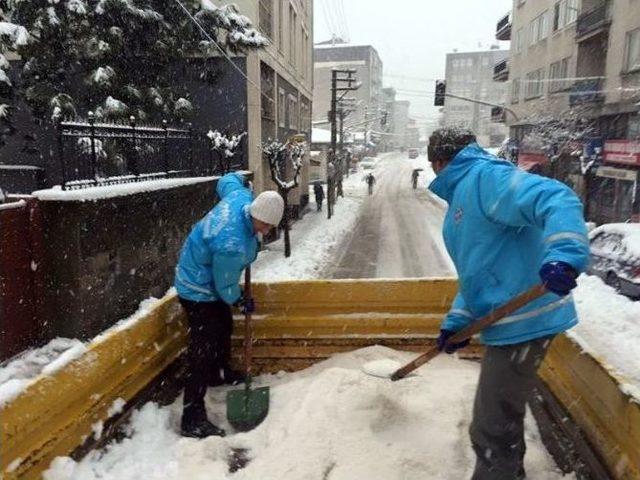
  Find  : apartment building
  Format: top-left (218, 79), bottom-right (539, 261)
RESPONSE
top-left (498, 0), bottom-right (640, 222)
top-left (443, 48), bottom-right (509, 147)
top-left (313, 43), bottom-right (384, 143)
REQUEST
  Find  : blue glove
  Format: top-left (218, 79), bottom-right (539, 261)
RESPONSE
top-left (233, 296), bottom-right (255, 314)
top-left (241, 297), bottom-right (255, 315)
top-left (539, 261), bottom-right (578, 296)
top-left (437, 329), bottom-right (470, 354)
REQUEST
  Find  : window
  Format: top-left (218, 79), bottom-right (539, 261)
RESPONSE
top-left (515, 28), bottom-right (524, 53)
top-left (258, 0), bottom-right (273, 38)
top-left (278, 0), bottom-right (285, 52)
top-left (549, 57), bottom-right (570, 92)
top-left (525, 68), bottom-right (545, 99)
top-left (624, 28), bottom-right (640, 72)
top-left (288, 94), bottom-right (298, 130)
top-left (554, 0), bottom-right (579, 31)
top-left (529, 11), bottom-right (549, 45)
top-left (278, 88), bottom-right (286, 128)
top-left (289, 4), bottom-right (296, 66)
top-left (511, 78), bottom-right (521, 103)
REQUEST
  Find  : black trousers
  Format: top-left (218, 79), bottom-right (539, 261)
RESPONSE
top-left (469, 336), bottom-right (554, 480)
top-left (179, 298), bottom-right (233, 421)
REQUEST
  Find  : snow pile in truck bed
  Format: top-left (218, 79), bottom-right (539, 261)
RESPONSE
top-left (572, 275), bottom-right (640, 400)
top-left (43, 347), bottom-right (570, 480)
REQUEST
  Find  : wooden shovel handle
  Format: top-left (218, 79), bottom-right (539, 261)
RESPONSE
top-left (390, 284), bottom-right (548, 381)
top-left (244, 267), bottom-right (252, 378)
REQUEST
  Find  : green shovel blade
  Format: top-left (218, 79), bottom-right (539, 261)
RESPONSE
top-left (226, 385), bottom-right (270, 432)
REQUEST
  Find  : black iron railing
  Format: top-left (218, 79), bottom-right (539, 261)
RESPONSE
top-left (576, 3), bottom-right (610, 38)
top-left (494, 59), bottom-right (509, 77)
top-left (57, 115), bottom-right (244, 190)
top-left (496, 13), bottom-right (512, 40)
top-left (569, 79), bottom-right (604, 106)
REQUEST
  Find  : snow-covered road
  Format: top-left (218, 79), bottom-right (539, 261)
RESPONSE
top-left (329, 152), bottom-right (454, 279)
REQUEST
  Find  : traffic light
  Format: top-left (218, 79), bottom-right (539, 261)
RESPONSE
top-left (434, 80), bottom-right (446, 106)
top-left (381, 111), bottom-right (388, 126)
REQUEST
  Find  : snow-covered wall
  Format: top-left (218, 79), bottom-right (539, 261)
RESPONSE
top-left (36, 178), bottom-right (218, 341)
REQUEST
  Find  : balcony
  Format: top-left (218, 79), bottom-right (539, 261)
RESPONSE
top-left (493, 59), bottom-right (509, 82)
top-left (491, 106), bottom-right (507, 123)
top-left (569, 79), bottom-right (604, 106)
top-left (576, 3), bottom-right (611, 42)
top-left (496, 12), bottom-right (512, 41)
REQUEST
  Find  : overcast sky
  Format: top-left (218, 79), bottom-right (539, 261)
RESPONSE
top-left (313, 0), bottom-right (512, 130)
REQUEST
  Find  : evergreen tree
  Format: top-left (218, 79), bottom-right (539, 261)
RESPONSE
top-left (2, 0), bottom-right (267, 127)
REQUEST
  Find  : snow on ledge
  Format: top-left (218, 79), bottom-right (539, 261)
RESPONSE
top-left (32, 177), bottom-right (219, 202)
top-left (0, 199), bottom-right (26, 211)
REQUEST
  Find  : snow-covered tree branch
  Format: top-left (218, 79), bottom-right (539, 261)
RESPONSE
top-left (207, 129), bottom-right (246, 173)
top-left (264, 138), bottom-right (307, 258)
top-left (0, 0), bottom-right (267, 139)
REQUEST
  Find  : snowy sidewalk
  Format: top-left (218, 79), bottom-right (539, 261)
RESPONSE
top-left (43, 347), bottom-right (569, 480)
top-left (252, 156), bottom-right (380, 281)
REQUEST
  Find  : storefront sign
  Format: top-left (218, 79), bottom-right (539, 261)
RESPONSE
top-left (604, 140), bottom-right (640, 166)
top-left (596, 166), bottom-right (638, 182)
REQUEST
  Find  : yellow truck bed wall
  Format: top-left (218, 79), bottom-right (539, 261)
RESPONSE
top-left (1, 279), bottom-right (638, 479)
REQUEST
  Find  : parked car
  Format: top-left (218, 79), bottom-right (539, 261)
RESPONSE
top-left (588, 223), bottom-right (640, 299)
top-left (359, 157), bottom-right (376, 170)
top-left (408, 148), bottom-right (419, 159)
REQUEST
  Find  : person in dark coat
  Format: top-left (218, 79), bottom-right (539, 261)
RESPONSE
top-left (313, 182), bottom-right (325, 211)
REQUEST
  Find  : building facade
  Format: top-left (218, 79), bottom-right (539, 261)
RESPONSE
top-left (499, 0), bottom-right (640, 223)
top-left (442, 48), bottom-right (509, 147)
top-left (393, 100), bottom-right (411, 150)
top-left (313, 43), bottom-right (384, 142)
top-left (225, 0), bottom-right (314, 210)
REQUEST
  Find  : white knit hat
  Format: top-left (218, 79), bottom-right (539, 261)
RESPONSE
top-left (251, 191), bottom-right (284, 226)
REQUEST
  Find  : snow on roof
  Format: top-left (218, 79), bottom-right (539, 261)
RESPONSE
top-left (590, 223), bottom-right (640, 259)
top-left (33, 177), bottom-right (217, 202)
top-left (314, 43), bottom-right (372, 50)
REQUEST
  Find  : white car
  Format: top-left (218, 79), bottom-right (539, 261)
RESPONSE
top-left (359, 159), bottom-right (375, 170)
top-left (588, 223), bottom-right (640, 299)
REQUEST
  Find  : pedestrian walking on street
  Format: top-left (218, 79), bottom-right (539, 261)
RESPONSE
top-left (313, 182), bottom-right (325, 211)
top-left (174, 173), bottom-right (284, 439)
top-left (364, 172), bottom-right (376, 195)
top-left (427, 127), bottom-right (590, 480)
top-left (411, 169), bottom-right (420, 189)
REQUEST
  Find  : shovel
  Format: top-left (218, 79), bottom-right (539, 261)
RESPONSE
top-left (226, 267), bottom-right (269, 431)
top-left (365, 284), bottom-right (549, 381)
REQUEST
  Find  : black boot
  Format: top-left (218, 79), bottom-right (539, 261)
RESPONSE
top-left (181, 408), bottom-right (226, 438)
top-left (220, 367), bottom-right (246, 386)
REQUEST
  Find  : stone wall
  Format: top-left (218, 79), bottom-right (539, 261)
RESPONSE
top-left (38, 179), bottom-right (218, 340)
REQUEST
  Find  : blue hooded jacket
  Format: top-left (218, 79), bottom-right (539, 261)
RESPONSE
top-left (174, 173), bottom-right (258, 304)
top-left (429, 143), bottom-right (590, 345)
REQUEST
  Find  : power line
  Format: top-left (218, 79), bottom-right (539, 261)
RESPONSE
top-left (174, 0), bottom-right (274, 104)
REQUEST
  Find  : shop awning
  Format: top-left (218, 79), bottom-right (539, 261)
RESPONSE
top-left (518, 153), bottom-right (548, 172)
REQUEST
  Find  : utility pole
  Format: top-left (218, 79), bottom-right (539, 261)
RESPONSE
top-left (327, 69), bottom-right (360, 219)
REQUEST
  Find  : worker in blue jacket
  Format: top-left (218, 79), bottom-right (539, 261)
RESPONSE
top-left (175, 173), bottom-right (284, 438)
top-left (427, 128), bottom-right (590, 480)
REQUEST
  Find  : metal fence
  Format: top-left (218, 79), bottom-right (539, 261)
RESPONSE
top-left (576, 2), bottom-right (611, 38)
top-left (57, 115), bottom-right (245, 190)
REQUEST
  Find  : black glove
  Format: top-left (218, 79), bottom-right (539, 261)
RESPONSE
top-left (436, 329), bottom-right (470, 354)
